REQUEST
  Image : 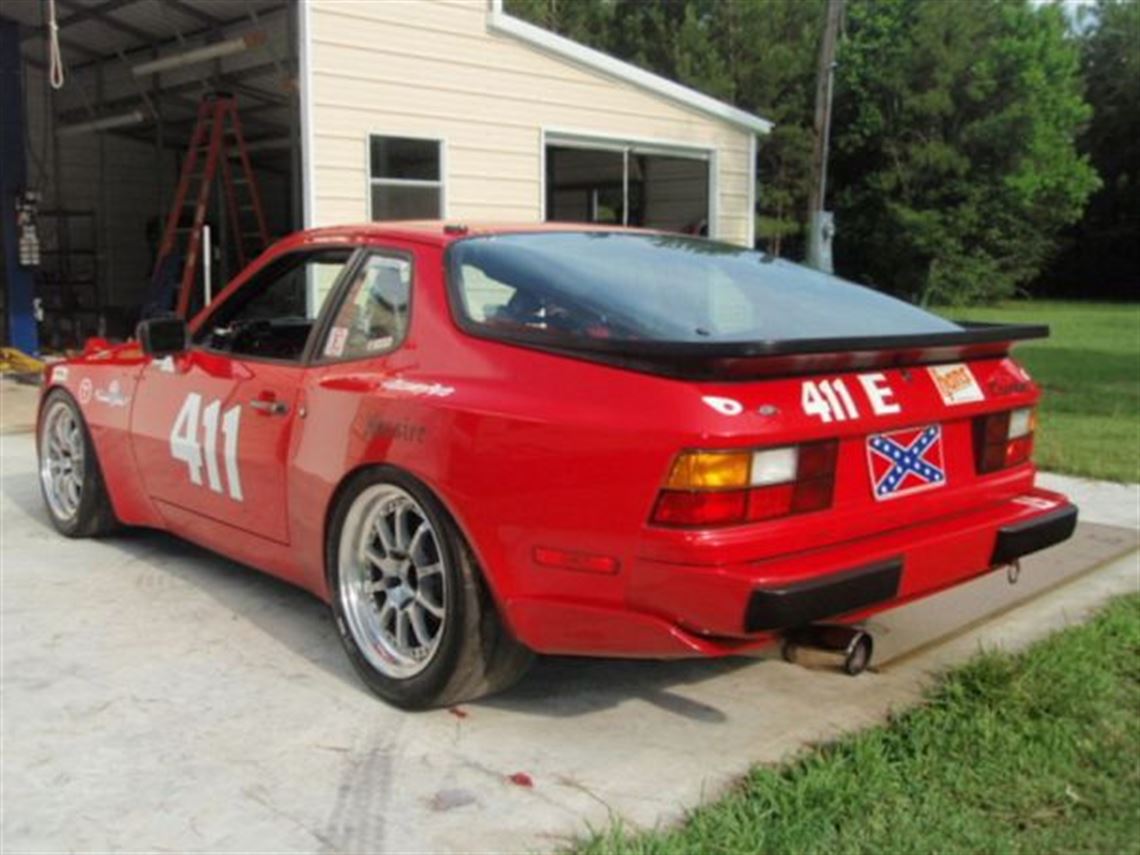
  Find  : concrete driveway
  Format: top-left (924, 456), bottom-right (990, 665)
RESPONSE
top-left (2, 381), bottom-right (1137, 853)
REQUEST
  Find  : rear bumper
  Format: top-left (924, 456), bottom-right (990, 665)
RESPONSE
top-left (742, 503), bottom-right (1078, 633)
top-left (505, 489), bottom-right (1078, 657)
top-left (991, 504), bottom-right (1078, 565)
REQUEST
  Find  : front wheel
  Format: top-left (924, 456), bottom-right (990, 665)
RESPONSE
top-left (37, 389), bottom-right (119, 538)
top-left (327, 468), bottom-right (533, 709)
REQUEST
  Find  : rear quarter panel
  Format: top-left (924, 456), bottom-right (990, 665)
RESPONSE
top-left (290, 240), bottom-right (698, 603)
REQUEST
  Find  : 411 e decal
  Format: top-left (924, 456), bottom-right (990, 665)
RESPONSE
top-left (801, 373), bottom-right (901, 423)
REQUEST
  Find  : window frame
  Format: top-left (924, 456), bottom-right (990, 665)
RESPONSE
top-left (366, 133), bottom-right (447, 221)
top-left (310, 248), bottom-right (417, 366)
top-left (541, 128), bottom-right (716, 238)
top-left (191, 245), bottom-right (362, 367)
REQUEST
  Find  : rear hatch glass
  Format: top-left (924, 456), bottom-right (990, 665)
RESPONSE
top-left (448, 232), bottom-right (960, 345)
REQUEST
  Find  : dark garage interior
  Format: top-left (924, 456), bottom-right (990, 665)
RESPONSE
top-left (0, 0), bottom-right (300, 353)
top-left (545, 143), bottom-right (710, 235)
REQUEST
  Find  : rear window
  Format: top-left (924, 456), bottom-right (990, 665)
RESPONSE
top-left (447, 232), bottom-right (959, 345)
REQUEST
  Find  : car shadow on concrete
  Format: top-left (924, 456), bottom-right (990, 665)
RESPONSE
top-left (3, 469), bottom-right (761, 723)
top-left (481, 655), bottom-right (759, 722)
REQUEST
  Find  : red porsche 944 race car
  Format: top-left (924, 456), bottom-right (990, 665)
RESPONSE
top-left (38, 224), bottom-right (1077, 708)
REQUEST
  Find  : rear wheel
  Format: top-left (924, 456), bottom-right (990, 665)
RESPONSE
top-left (37, 389), bottom-right (119, 538)
top-left (327, 467), bottom-right (533, 709)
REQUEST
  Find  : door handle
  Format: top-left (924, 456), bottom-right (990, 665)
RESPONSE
top-left (249, 398), bottom-right (288, 416)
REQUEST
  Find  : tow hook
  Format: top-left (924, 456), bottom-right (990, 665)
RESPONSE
top-left (780, 624), bottom-right (874, 677)
top-left (1006, 560), bottom-right (1022, 585)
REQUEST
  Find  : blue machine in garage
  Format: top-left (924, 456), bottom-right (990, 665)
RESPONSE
top-left (0, 15), bottom-right (40, 355)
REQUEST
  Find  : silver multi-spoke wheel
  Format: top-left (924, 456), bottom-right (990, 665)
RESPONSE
top-left (338, 484), bottom-right (448, 679)
top-left (40, 399), bottom-right (86, 522)
top-left (330, 469), bottom-right (532, 707)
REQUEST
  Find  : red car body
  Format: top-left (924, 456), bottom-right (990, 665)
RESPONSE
top-left (39, 223), bottom-right (1077, 661)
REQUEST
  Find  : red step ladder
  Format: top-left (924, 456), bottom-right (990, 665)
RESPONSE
top-left (152, 93), bottom-right (270, 318)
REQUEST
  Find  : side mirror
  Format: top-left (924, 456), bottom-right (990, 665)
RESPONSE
top-left (137, 316), bottom-right (189, 358)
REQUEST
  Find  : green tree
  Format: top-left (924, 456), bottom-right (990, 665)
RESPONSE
top-left (507, 0), bottom-right (1099, 303)
top-left (506, 0), bottom-right (823, 257)
top-left (831, 0), bottom-right (1100, 303)
top-left (697, 0), bottom-right (823, 255)
top-left (1044, 0), bottom-right (1140, 295)
top-left (503, 0), bottom-right (616, 42)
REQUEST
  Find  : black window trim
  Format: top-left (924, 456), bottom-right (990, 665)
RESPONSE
top-left (309, 247), bottom-right (417, 366)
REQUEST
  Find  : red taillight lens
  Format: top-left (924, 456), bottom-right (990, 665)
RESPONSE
top-left (792, 476), bottom-right (835, 513)
top-left (1005, 435), bottom-right (1033, 467)
top-left (653, 489), bottom-right (749, 526)
top-left (797, 441), bottom-right (838, 480)
top-left (652, 440), bottom-right (838, 528)
top-left (746, 483), bottom-right (794, 521)
top-left (975, 408), bottom-right (1035, 473)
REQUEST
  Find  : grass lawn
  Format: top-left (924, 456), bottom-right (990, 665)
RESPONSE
top-left (577, 595), bottom-right (1140, 855)
top-left (948, 301), bottom-right (1140, 483)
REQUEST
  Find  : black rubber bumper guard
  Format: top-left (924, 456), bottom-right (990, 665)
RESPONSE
top-left (990, 503), bottom-right (1078, 565)
top-left (744, 559), bottom-right (903, 633)
top-left (743, 502), bottom-right (1079, 634)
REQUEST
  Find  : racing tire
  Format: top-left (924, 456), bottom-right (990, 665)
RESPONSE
top-left (327, 467), bottom-right (533, 710)
top-left (37, 388), bottom-right (120, 538)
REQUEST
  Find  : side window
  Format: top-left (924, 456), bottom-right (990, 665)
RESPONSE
top-left (195, 249), bottom-right (352, 361)
top-left (320, 254), bottom-right (412, 360)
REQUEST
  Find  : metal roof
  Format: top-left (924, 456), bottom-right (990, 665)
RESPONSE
top-left (10, 0), bottom-right (292, 152)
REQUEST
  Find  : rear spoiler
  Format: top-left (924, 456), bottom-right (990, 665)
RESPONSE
top-left (481, 322), bottom-right (1050, 380)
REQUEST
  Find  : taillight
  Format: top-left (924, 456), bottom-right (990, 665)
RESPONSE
top-left (974, 407), bottom-right (1036, 473)
top-left (651, 441), bottom-right (838, 528)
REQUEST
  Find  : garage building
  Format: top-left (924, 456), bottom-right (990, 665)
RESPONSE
top-left (1, 0), bottom-right (771, 355)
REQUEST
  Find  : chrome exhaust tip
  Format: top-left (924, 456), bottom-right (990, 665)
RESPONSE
top-left (781, 624), bottom-right (874, 676)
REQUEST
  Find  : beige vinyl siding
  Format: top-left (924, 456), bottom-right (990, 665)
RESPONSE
top-left (306, 0), bottom-right (756, 245)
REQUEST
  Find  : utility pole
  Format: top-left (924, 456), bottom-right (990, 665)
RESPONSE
top-left (806, 0), bottom-right (844, 273)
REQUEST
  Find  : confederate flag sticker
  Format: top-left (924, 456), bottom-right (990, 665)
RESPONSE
top-left (866, 424), bottom-right (948, 501)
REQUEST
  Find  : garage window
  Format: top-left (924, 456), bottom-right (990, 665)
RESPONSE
top-left (369, 136), bottom-right (444, 220)
top-left (545, 136), bottom-right (711, 236)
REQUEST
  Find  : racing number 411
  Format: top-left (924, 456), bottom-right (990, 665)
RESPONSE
top-left (802, 378), bottom-right (860, 423)
top-left (170, 392), bottom-right (244, 501)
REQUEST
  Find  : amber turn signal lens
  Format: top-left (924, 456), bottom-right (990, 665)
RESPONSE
top-left (665, 451), bottom-right (751, 490)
